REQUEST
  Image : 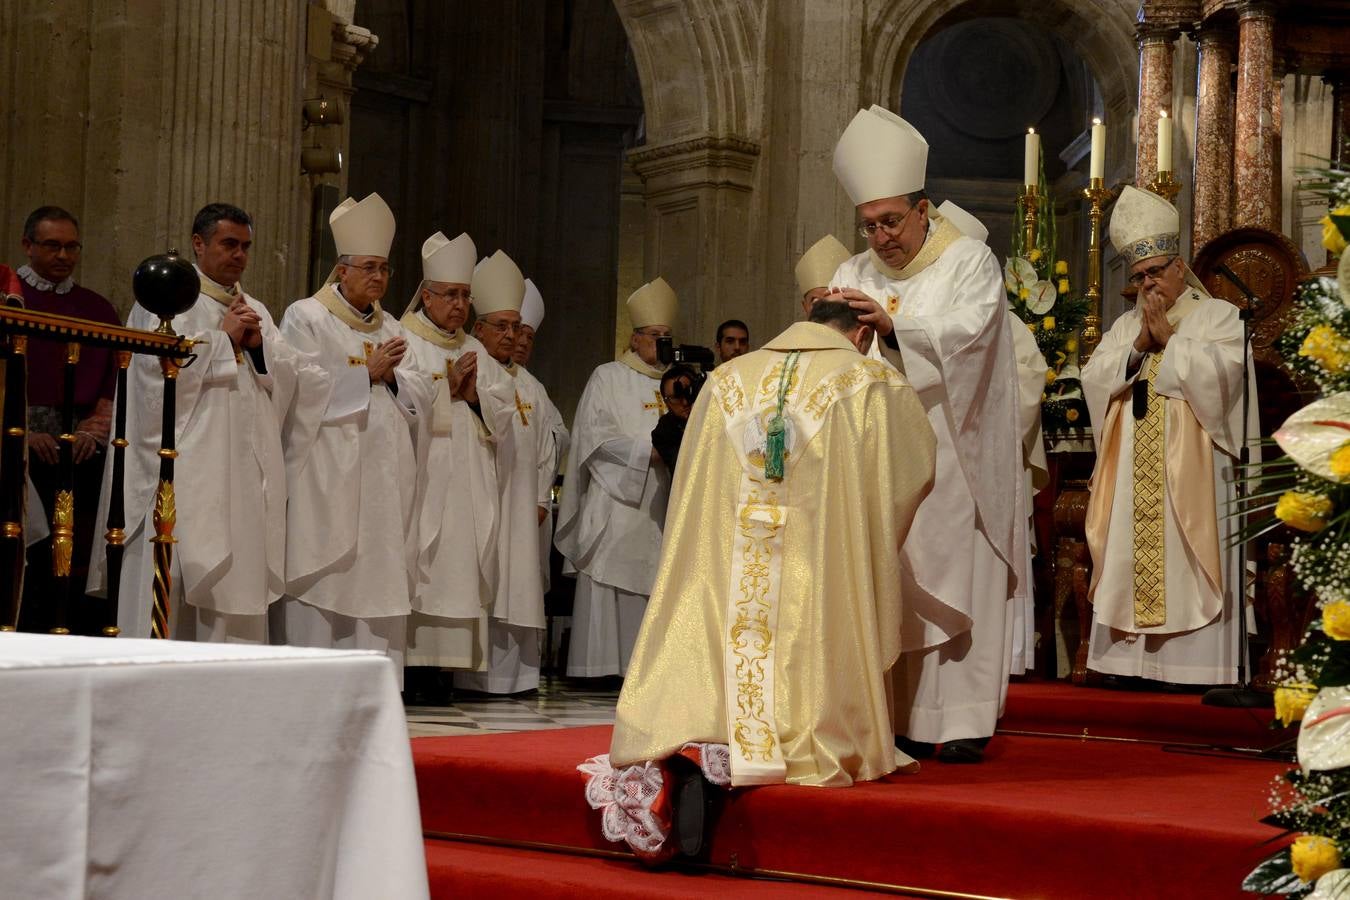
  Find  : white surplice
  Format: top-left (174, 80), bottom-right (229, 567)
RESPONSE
top-left (275, 288), bottom-right (433, 669)
top-left (1009, 322), bottom-right (1050, 674)
top-left (1081, 290), bottom-right (1258, 683)
top-left (555, 359), bottom-right (670, 677)
top-left (531, 379), bottom-right (569, 593)
top-left (833, 219), bottom-right (1024, 742)
top-left (89, 272), bottom-right (329, 642)
top-left (454, 361), bottom-right (559, 693)
top-left (402, 312), bottom-right (515, 670)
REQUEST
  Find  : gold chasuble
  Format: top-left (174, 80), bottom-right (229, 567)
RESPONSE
top-left (609, 322), bottom-right (936, 787)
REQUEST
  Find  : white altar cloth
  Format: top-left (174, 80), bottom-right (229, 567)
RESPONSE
top-left (0, 632), bottom-right (429, 900)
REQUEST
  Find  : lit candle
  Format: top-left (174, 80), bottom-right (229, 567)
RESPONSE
top-left (1157, 110), bottom-right (1172, 175)
top-left (1024, 128), bottom-right (1040, 191)
top-left (1089, 118), bottom-right (1105, 181)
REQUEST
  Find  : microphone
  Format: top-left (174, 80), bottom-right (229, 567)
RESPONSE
top-left (1215, 263), bottom-right (1260, 312)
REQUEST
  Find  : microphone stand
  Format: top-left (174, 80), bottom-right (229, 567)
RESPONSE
top-left (1202, 264), bottom-right (1271, 710)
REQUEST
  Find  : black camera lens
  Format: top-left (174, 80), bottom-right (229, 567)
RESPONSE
top-left (656, 335), bottom-right (674, 366)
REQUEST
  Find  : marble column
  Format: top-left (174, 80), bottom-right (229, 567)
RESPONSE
top-left (1193, 29), bottom-right (1235, 251)
top-left (1270, 62), bottom-right (1285, 230)
top-left (1233, 0), bottom-right (1278, 230)
top-left (1136, 27), bottom-right (1177, 187)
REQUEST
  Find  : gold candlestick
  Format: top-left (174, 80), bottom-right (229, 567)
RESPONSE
top-left (1021, 186), bottom-right (1039, 256)
top-left (1146, 170), bottom-right (1181, 203)
top-left (1080, 177), bottom-right (1120, 363)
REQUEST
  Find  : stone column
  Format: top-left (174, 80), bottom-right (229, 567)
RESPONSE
top-left (1233, 0), bottom-right (1278, 230)
top-left (1330, 72), bottom-right (1350, 168)
top-left (1192, 28), bottom-right (1235, 251)
top-left (1270, 61), bottom-right (1285, 230)
top-left (1136, 27), bottom-right (1178, 186)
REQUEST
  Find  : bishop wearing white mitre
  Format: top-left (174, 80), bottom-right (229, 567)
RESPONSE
top-left (557, 278), bottom-right (677, 678)
top-left (274, 193), bottom-right (433, 673)
top-left (454, 251), bottom-right (559, 694)
top-left (829, 106), bottom-right (1024, 762)
top-left (402, 231), bottom-right (516, 674)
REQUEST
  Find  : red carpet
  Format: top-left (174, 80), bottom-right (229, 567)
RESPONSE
top-left (416, 684), bottom-right (1291, 899)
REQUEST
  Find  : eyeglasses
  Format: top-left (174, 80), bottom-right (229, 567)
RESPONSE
top-left (426, 286), bottom-right (471, 303)
top-left (35, 240), bottom-right (82, 254)
top-left (480, 319), bottom-right (521, 333)
top-left (1128, 258), bottom-right (1176, 286)
top-left (857, 205), bottom-right (917, 239)
top-left (346, 262), bottom-right (393, 278)
top-left (635, 329), bottom-right (672, 339)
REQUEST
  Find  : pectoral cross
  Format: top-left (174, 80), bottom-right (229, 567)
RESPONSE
top-left (643, 390), bottom-right (667, 415)
top-left (348, 340), bottom-right (375, 367)
top-left (886, 294), bottom-right (900, 315)
top-left (514, 391), bottom-right (533, 426)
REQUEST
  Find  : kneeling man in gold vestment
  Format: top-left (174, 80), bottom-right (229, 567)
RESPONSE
top-left (579, 299), bottom-right (936, 861)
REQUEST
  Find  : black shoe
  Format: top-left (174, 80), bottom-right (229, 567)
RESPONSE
top-left (896, 736), bottom-right (937, 760)
top-left (938, 737), bottom-right (990, 764)
top-left (669, 758), bottom-right (708, 858)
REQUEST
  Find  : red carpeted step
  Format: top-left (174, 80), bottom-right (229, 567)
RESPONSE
top-left (999, 681), bottom-right (1289, 747)
top-left (424, 838), bottom-right (895, 898)
top-left (414, 725), bottom-right (1289, 900)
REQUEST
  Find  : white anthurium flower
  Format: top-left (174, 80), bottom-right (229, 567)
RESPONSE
top-left (1050, 386), bottom-right (1083, 401)
top-left (1308, 867), bottom-right (1350, 900)
top-left (1273, 392), bottom-right (1350, 482)
top-left (1004, 257), bottom-right (1037, 294)
top-left (1057, 364), bottom-right (1081, 382)
top-left (1027, 281), bottom-right (1057, 314)
top-left (1298, 685), bottom-right (1350, 773)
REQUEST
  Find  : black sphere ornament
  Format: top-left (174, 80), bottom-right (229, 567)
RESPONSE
top-left (132, 249), bottom-right (200, 326)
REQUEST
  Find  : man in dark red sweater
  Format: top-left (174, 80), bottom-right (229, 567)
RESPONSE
top-left (16, 206), bottom-right (121, 633)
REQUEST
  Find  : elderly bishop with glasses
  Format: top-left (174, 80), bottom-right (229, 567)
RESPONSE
top-left (827, 106), bottom-right (1025, 764)
top-left (1080, 186), bottom-right (1259, 685)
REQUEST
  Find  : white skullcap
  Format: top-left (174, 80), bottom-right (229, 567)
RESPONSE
top-left (330, 193), bottom-right (395, 259)
top-left (936, 201), bottom-right (988, 243)
top-left (832, 105), bottom-right (929, 206)
top-left (794, 235), bottom-right (853, 297)
top-left (521, 279), bottom-right (545, 332)
top-left (627, 277), bottom-right (678, 329)
top-left (470, 250), bottom-right (525, 315)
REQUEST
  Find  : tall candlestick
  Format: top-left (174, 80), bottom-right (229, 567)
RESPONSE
top-left (1089, 118), bottom-right (1105, 180)
top-left (1024, 128), bottom-right (1040, 190)
top-left (1157, 110), bottom-right (1173, 175)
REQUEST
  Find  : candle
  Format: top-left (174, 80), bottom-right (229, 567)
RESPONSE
top-left (1157, 110), bottom-right (1172, 175)
top-left (1024, 128), bottom-right (1040, 191)
top-left (1089, 118), bottom-right (1105, 181)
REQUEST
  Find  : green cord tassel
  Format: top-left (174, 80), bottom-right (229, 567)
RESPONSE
top-left (764, 414), bottom-right (786, 481)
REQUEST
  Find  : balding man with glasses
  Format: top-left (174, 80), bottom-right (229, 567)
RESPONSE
top-left (1080, 186), bottom-right (1258, 687)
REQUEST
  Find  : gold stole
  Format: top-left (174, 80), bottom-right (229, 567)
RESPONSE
top-left (618, 349), bottom-right (668, 379)
top-left (1131, 353), bottom-right (1167, 626)
top-left (400, 309), bottom-right (466, 351)
top-left (314, 282), bottom-right (384, 334)
top-left (867, 213), bottom-right (963, 282)
top-left (198, 277), bottom-right (240, 307)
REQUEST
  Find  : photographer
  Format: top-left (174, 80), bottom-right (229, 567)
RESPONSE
top-left (651, 364), bottom-right (699, 471)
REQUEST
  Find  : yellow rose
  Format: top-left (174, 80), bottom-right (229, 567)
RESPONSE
top-left (1300, 326), bottom-right (1350, 375)
top-left (1043, 316), bottom-right (1056, 330)
top-left (1331, 441), bottom-right (1350, 480)
top-left (1321, 206), bottom-right (1350, 256)
top-left (1027, 322), bottom-right (1038, 333)
top-left (1325, 601), bottom-right (1350, 640)
top-left (1066, 408), bottom-right (1080, 423)
top-left (1045, 368), bottom-right (1057, 385)
top-left (1029, 248), bottom-right (1043, 262)
top-left (1058, 277), bottom-right (1070, 294)
top-left (1054, 260), bottom-right (1069, 276)
top-left (1065, 337), bottom-right (1079, 353)
top-left (1275, 685), bottom-right (1318, 727)
top-left (1275, 491), bottom-right (1334, 532)
top-left (1292, 834), bottom-right (1341, 883)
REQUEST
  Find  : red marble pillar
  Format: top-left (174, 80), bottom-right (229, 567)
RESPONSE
top-left (1271, 63), bottom-right (1285, 230)
top-left (1136, 28), bottom-right (1177, 186)
top-left (1233, 0), bottom-right (1277, 230)
top-left (1193, 29), bottom-right (1235, 251)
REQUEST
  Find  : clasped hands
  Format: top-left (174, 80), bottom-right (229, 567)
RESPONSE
top-left (222, 299), bottom-right (263, 350)
top-left (366, 337), bottom-right (407, 385)
top-left (447, 351), bottom-right (478, 403)
top-left (1132, 290), bottom-right (1175, 353)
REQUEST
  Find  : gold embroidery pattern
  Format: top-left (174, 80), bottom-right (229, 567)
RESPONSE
top-left (757, 362), bottom-right (801, 405)
top-left (642, 390), bottom-right (667, 415)
top-left (51, 490), bottom-right (74, 577)
top-left (711, 368), bottom-right (744, 417)
top-left (514, 392), bottom-right (533, 426)
top-left (1131, 353), bottom-right (1166, 627)
top-left (730, 489), bottom-right (783, 762)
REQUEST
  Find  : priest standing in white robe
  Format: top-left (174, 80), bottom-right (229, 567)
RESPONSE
top-left (938, 199), bottom-right (1049, 676)
top-left (513, 279), bottom-right (569, 595)
top-left (829, 106), bottom-right (1024, 763)
top-left (89, 202), bottom-right (327, 642)
top-left (454, 252), bottom-right (558, 694)
top-left (274, 193), bottom-right (433, 673)
top-left (557, 278), bottom-right (678, 678)
top-left (402, 231), bottom-right (515, 690)
top-left (1081, 186), bottom-right (1257, 684)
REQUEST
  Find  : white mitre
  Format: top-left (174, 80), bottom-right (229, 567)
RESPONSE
top-left (794, 235), bottom-right (852, 297)
top-left (832, 105), bottom-right (929, 206)
top-left (331, 193), bottom-right (395, 258)
top-left (520, 279), bottom-right (545, 332)
top-left (409, 231), bottom-right (476, 310)
top-left (1109, 185), bottom-right (1207, 293)
top-left (471, 250), bottom-right (525, 315)
top-left (627, 277), bottom-right (678, 329)
top-left (937, 201), bottom-right (989, 243)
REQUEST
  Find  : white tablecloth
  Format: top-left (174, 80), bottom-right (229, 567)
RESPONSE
top-left (0, 633), bottom-right (429, 900)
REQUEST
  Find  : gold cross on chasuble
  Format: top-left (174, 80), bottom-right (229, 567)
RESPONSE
top-left (514, 392), bottom-right (533, 426)
top-left (1131, 353), bottom-right (1166, 628)
top-left (347, 341), bottom-right (375, 367)
top-left (643, 390), bottom-right (667, 415)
